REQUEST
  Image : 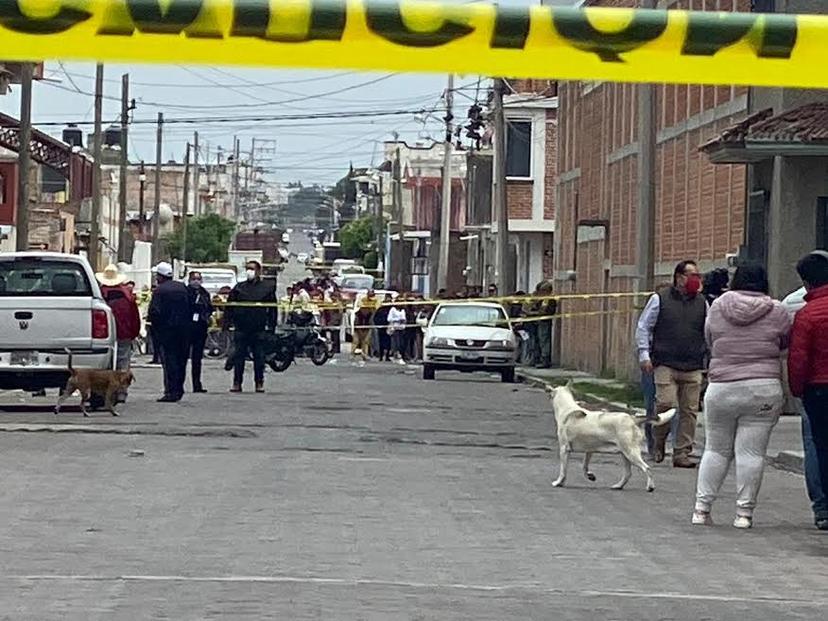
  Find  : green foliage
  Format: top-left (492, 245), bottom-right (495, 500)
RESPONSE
top-left (363, 250), bottom-right (378, 270)
top-left (165, 213), bottom-right (236, 263)
top-left (339, 216), bottom-right (375, 259)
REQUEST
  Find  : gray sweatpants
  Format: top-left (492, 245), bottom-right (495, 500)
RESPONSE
top-left (695, 379), bottom-right (783, 517)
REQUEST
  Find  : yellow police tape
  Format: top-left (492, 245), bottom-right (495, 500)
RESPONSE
top-left (211, 291), bottom-right (650, 310)
top-left (1, 1), bottom-right (825, 88)
top-left (203, 309), bottom-right (632, 332)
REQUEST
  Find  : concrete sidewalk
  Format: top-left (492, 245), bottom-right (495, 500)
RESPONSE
top-left (518, 366), bottom-right (806, 474)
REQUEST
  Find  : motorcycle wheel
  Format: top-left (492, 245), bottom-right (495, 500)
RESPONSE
top-left (268, 356), bottom-right (292, 373)
top-left (310, 340), bottom-right (330, 366)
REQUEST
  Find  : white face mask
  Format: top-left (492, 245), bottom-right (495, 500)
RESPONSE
top-left (246, 269), bottom-right (257, 281)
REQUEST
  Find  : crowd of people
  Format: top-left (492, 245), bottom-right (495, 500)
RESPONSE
top-left (95, 249), bottom-right (828, 533)
top-left (636, 250), bottom-right (828, 531)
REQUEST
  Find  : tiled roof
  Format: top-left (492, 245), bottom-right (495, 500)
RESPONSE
top-left (701, 103), bottom-right (828, 151)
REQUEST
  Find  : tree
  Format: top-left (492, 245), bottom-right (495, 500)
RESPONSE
top-left (339, 215), bottom-right (375, 259)
top-left (165, 213), bottom-right (236, 263)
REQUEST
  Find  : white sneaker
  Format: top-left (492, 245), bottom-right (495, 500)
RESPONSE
top-left (692, 510), bottom-right (713, 526)
top-left (733, 516), bottom-right (753, 529)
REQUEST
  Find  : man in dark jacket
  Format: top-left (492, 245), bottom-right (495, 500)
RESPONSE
top-left (789, 250), bottom-right (828, 529)
top-left (148, 262), bottom-right (192, 402)
top-left (225, 260), bottom-right (277, 392)
top-left (186, 271), bottom-right (214, 393)
top-left (635, 260), bottom-right (707, 467)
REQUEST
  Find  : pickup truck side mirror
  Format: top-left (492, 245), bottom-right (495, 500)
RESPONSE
top-left (416, 315), bottom-right (428, 328)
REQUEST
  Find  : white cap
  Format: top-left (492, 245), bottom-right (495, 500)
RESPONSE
top-left (154, 261), bottom-right (173, 278)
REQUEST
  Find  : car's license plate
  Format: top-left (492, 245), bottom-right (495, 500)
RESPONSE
top-left (459, 351), bottom-right (479, 360)
top-left (10, 351), bottom-right (37, 366)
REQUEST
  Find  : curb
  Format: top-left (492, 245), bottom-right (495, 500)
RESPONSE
top-left (773, 450), bottom-right (805, 474)
top-left (517, 371), bottom-right (644, 415)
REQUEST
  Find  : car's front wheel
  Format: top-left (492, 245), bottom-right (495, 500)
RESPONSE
top-left (423, 364), bottom-right (435, 381)
top-left (501, 368), bottom-right (515, 384)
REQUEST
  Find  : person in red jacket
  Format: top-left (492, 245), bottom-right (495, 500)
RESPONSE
top-left (97, 264), bottom-right (141, 401)
top-left (788, 249), bottom-right (828, 525)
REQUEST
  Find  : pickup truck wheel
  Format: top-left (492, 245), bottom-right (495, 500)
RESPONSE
top-left (423, 364), bottom-right (435, 381)
top-left (501, 368), bottom-right (515, 384)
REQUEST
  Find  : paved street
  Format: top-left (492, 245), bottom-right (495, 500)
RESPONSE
top-left (0, 360), bottom-right (826, 619)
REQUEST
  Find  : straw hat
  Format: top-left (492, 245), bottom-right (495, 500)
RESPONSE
top-left (96, 264), bottom-right (127, 287)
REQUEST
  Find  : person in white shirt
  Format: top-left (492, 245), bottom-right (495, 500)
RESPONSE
top-left (388, 304), bottom-right (408, 364)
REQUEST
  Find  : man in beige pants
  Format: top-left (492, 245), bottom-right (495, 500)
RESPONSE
top-left (636, 260), bottom-right (708, 468)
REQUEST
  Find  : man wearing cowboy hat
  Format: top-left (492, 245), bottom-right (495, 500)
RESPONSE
top-left (96, 264), bottom-right (141, 401)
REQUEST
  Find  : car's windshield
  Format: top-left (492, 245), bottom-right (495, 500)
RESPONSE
top-left (341, 275), bottom-right (373, 290)
top-left (200, 272), bottom-right (236, 285)
top-left (431, 305), bottom-right (509, 328)
top-left (0, 259), bottom-right (93, 297)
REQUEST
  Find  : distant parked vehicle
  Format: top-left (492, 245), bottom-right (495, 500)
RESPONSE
top-left (195, 268), bottom-right (238, 296)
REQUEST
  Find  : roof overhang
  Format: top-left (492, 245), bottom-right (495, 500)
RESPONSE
top-left (704, 141), bottom-right (828, 164)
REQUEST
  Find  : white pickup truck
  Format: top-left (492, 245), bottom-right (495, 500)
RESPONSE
top-left (0, 252), bottom-right (116, 392)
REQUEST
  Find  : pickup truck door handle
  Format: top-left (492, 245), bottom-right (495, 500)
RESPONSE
top-left (14, 312), bottom-right (33, 320)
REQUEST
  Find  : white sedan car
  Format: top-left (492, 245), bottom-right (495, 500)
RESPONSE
top-left (422, 302), bottom-right (518, 383)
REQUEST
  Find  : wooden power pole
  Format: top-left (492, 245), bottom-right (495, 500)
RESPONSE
top-left (15, 63), bottom-right (33, 251)
top-left (493, 78), bottom-right (510, 294)
top-left (437, 74), bottom-right (454, 293)
top-left (118, 73), bottom-right (131, 263)
top-left (89, 63), bottom-right (104, 271)
top-left (152, 112), bottom-right (163, 263)
top-left (181, 142), bottom-right (191, 265)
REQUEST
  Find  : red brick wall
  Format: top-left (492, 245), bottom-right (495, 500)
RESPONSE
top-left (507, 181), bottom-right (533, 220)
top-left (544, 110), bottom-right (557, 221)
top-left (0, 162), bottom-right (18, 225)
top-left (554, 0), bottom-right (751, 380)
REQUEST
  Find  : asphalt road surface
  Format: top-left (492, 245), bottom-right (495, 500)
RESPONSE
top-left (0, 360), bottom-right (825, 619)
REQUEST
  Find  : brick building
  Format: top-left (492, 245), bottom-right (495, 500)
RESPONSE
top-left (554, 0), bottom-right (752, 380)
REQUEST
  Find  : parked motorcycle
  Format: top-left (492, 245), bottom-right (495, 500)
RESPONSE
top-left (261, 311), bottom-right (331, 372)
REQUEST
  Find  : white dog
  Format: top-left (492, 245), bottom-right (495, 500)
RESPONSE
top-left (547, 382), bottom-right (675, 492)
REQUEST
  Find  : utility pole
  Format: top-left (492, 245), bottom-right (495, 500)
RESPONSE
top-left (15, 62), bottom-right (33, 251)
top-left (181, 142), bottom-right (191, 266)
top-left (193, 131), bottom-right (200, 217)
top-left (493, 77), bottom-right (510, 294)
top-left (637, 0), bottom-right (657, 293)
top-left (138, 161), bottom-right (146, 237)
top-left (232, 137), bottom-right (240, 220)
top-left (376, 175), bottom-right (384, 271)
top-left (89, 63), bottom-right (104, 271)
top-left (118, 73), bottom-right (131, 262)
top-left (437, 74), bottom-right (454, 293)
top-left (152, 112), bottom-right (163, 263)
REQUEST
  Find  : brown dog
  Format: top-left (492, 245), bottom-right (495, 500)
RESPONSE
top-left (54, 350), bottom-right (134, 417)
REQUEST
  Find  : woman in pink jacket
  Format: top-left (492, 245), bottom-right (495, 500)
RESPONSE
top-left (693, 264), bottom-right (791, 529)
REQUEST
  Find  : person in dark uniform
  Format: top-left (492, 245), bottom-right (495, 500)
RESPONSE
top-left (187, 271), bottom-right (214, 393)
top-left (148, 262), bottom-right (191, 402)
top-left (225, 260), bottom-right (277, 393)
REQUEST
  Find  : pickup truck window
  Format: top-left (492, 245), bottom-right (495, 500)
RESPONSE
top-left (0, 259), bottom-right (93, 297)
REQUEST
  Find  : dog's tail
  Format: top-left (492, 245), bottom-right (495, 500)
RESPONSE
top-left (64, 347), bottom-right (75, 374)
top-left (633, 408), bottom-right (676, 427)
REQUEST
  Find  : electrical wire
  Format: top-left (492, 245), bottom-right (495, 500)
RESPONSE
top-left (31, 108), bottom-right (439, 127)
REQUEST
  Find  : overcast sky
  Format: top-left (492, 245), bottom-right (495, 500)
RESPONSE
top-left (1, 0), bottom-right (572, 188)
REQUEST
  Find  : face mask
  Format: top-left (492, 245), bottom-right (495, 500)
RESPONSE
top-left (246, 269), bottom-right (257, 281)
top-left (685, 274), bottom-right (702, 296)
top-left (189, 280), bottom-right (201, 288)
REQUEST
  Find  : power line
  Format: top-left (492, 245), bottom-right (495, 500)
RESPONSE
top-left (54, 67), bottom-right (365, 89)
top-left (31, 108), bottom-right (438, 127)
